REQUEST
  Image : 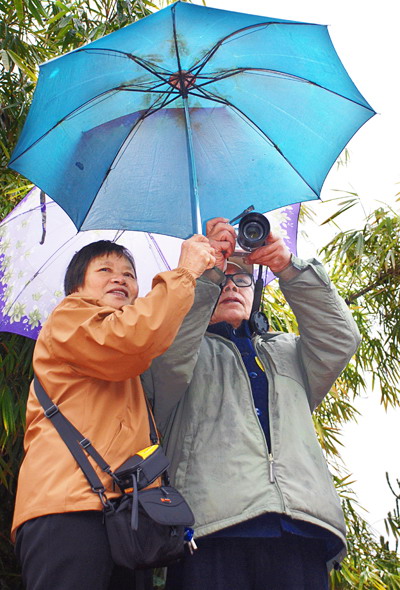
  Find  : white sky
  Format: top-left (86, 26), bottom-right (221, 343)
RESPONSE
top-left (195, 0), bottom-right (400, 543)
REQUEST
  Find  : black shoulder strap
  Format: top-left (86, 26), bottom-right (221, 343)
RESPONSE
top-left (33, 374), bottom-right (161, 499)
top-left (144, 395), bottom-right (159, 446)
top-left (33, 375), bottom-right (109, 499)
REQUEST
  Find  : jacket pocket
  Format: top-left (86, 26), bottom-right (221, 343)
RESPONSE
top-left (102, 421), bottom-right (133, 467)
top-left (260, 336), bottom-right (305, 386)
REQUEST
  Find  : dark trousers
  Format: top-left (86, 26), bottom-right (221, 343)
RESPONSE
top-left (15, 511), bottom-right (153, 590)
top-left (166, 535), bottom-right (330, 590)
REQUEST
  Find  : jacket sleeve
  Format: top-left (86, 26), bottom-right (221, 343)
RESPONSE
top-left (277, 256), bottom-right (361, 411)
top-left (47, 269), bottom-right (196, 382)
top-left (141, 269), bottom-right (223, 432)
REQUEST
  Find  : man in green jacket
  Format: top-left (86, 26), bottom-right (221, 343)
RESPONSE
top-left (142, 218), bottom-right (361, 590)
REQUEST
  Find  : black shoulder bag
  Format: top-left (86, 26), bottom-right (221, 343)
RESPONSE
top-left (33, 375), bottom-right (195, 570)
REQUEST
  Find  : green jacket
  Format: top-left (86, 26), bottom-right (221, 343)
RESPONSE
top-left (142, 257), bottom-right (361, 567)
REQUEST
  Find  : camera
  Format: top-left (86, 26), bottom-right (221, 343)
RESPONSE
top-left (237, 212), bottom-right (270, 252)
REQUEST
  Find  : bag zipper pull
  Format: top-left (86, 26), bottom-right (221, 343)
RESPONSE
top-left (268, 453), bottom-right (275, 483)
top-left (184, 528), bottom-right (198, 555)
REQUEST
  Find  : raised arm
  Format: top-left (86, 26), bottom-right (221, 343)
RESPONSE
top-left (141, 270), bottom-right (223, 431)
top-left (47, 234), bottom-right (216, 382)
top-left (276, 256), bottom-right (361, 410)
top-left (246, 234), bottom-right (360, 410)
top-left (142, 218), bottom-right (236, 431)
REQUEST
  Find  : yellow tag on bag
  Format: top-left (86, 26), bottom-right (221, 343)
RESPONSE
top-left (114, 444), bottom-right (169, 492)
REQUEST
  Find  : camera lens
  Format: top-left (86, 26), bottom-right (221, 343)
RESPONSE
top-left (243, 222), bottom-right (264, 241)
top-left (237, 212), bottom-right (270, 251)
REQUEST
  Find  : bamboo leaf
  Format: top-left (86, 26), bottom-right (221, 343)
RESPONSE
top-left (6, 49), bottom-right (38, 81)
top-left (0, 49), bottom-right (11, 72)
top-left (12, 0), bottom-right (24, 22)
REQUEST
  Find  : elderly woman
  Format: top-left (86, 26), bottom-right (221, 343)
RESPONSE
top-left (12, 235), bottom-right (215, 590)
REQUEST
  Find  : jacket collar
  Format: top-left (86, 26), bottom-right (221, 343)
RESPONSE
top-left (207, 320), bottom-right (252, 340)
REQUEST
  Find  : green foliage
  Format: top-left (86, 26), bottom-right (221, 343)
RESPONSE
top-left (0, 335), bottom-right (33, 457)
top-left (385, 475), bottom-right (400, 553)
top-left (320, 202), bottom-right (400, 409)
top-left (331, 490), bottom-right (400, 589)
top-left (0, 333), bottom-right (34, 590)
top-left (316, 199), bottom-right (400, 587)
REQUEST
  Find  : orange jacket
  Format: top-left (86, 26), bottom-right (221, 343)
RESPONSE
top-left (12, 268), bottom-right (195, 540)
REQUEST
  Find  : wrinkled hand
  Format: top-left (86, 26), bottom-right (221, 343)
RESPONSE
top-left (206, 217), bottom-right (236, 271)
top-left (245, 231), bottom-right (291, 273)
top-left (178, 234), bottom-right (216, 278)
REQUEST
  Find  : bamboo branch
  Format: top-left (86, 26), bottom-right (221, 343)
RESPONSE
top-left (345, 267), bottom-right (400, 304)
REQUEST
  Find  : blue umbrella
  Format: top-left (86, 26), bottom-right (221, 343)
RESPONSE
top-left (9, 1), bottom-right (375, 239)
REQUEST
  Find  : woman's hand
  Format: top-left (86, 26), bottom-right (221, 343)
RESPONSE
top-left (178, 234), bottom-right (216, 278)
top-left (205, 217), bottom-right (236, 271)
top-left (245, 231), bottom-right (291, 273)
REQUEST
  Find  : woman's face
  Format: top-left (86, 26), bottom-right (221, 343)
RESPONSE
top-left (77, 252), bottom-right (138, 310)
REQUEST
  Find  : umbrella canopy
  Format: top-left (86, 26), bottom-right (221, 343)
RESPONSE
top-left (9, 1), bottom-right (373, 239)
top-left (0, 188), bottom-right (299, 339)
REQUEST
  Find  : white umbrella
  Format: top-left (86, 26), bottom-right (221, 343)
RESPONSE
top-left (0, 188), bottom-right (300, 339)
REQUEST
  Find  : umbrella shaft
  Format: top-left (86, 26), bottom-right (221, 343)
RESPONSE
top-left (183, 98), bottom-right (202, 235)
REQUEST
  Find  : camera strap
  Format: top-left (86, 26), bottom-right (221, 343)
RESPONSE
top-left (249, 265), bottom-right (270, 335)
top-left (252, 265), bottom-right (264, 315)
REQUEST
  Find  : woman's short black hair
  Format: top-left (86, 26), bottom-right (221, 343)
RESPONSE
top-left (64, 240), bottom-right (136, 296)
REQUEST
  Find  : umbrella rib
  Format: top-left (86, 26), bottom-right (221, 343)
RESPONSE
top-left (190, 84), bottom-right (320, 198)
top-left (9, 81), bottom-right (182, 163)
top-left (75, 47), bottom-right (174, 85)
top-left (117, 81), bottom-right (183, 97)
top-left (60, 46), bottom-right (196, 99)
top-left (146, 234), bottom-right (172, 271)
top-left (171, 3), bottom-right (185, 91)
top-left (192, 68), bottom-right (375, 112)
top-left (77, 89), bottom-right (183, 231)
top-left (191, 21), bottom-right (311, 77)
top-left (2, 226), bottom-right (80, 314)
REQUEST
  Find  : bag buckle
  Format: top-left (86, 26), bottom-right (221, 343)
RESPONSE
top-left (44, 404), bottom-right (59, 418)
top-left (92, 485), bottom-right (108, 508)
top-left (79, 437), bottom-right (91, 449)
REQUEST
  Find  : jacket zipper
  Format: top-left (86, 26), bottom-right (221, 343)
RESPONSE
top-left (208, 333), bottom-right (286, 510)
top-left (254, 336), bottom-right (287, 511)
top-left (268, 452), bottom-right (275, 483)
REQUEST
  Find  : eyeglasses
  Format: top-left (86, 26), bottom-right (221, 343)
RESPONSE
top-left (222, 272), bottom-right (254, 288)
